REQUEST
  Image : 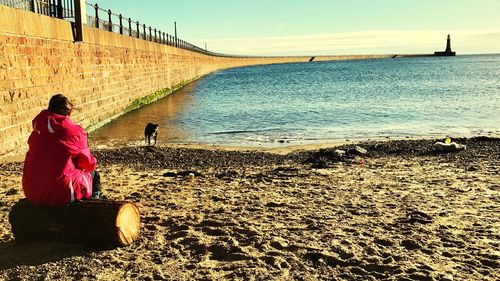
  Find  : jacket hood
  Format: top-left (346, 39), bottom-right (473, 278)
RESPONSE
top-left (32, 109), bottom-right (72, 135)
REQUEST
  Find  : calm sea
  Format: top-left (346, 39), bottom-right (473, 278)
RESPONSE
top-left (90, 54), bottom-right (500, 147)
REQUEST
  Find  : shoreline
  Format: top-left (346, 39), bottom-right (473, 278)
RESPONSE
top-left (3, 134), bottom-right (498, 163)
top-left (143, 134), bottom-right (497, 155)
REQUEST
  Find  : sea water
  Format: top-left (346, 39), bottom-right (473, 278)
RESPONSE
top-left (90, 54), bottom-right (500, 147)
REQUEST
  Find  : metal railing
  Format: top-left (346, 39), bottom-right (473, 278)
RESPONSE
top-left (0, 0), bottom-right (74, 19)
top-left (84, 2), bottom-right (233, 56)
top-left (0, 0), bottom-right (245, 57)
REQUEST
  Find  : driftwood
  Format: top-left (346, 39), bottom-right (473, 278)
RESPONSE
top-left (9, 199), bottom-right (140, 247)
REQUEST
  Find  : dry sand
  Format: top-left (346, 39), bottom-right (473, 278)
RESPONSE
top-left (0, 138), bottom-right (499, 280)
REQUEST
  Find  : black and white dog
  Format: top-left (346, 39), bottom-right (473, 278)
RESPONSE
top-left (144, 123), bottom-right (158, 145)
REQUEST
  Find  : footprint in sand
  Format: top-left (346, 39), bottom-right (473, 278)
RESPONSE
top-left (207, 241), bottom-right (252, 261)
top-left (201, 226), bottom-right (229, 236)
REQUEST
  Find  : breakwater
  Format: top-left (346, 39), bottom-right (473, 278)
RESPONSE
top-left (0, 4), bottom-right (394, 158)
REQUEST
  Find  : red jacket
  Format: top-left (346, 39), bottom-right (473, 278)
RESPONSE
top-left (22, 110), bottom-right (96, 206)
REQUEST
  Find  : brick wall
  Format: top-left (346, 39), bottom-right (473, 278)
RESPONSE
top-left (0, 5), bottom-right (392, 158)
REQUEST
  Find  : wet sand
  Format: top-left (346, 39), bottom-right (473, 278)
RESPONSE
top-left (0, 137), bottom-right (499, 280)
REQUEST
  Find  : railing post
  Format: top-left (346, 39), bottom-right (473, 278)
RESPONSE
top-left (119, 14), bottom-right (123, 34)
top-left (154, 28), bottom-right (157, 42)
top-left (128, 18), bottom-right (132, 36)
top-left (107, 9), bottom-right (112, 32)
top-left (174, 21), bottom-right (177, 47)
top-left (162, 32), bottom-right (165, 44)
top-left (143, 24), bottom-right (146, 40)
top-left (136, 21), bottom-right (140, 38)
top-left (94, 4), bottom-right (99, 28)
top-left (73, 0), bottom-right (84, 41)
top-left (57, 0), bottom-right (63, 19)
top-left (149, 26), bottom-right (152, 41)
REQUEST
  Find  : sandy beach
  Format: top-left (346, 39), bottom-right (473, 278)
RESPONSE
top-left (0, 137), bottom-right (499, 280)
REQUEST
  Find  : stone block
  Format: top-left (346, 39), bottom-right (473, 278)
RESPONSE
top-left (7, 68), bottom-right (22, 80)
top-left (0, 115), bottom-right (11, 128)
top-left (31, 76), bottom-right (49, 86)
top-left (15, 56), bottom-right (29, 68)
top-left (0, 91), bottom-right (9, 105)
top-left (12, 78), bottom-right (33, 89)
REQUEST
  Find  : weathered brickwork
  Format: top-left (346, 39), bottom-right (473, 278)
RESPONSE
top-left (0, 5), bottom-right (391, 158)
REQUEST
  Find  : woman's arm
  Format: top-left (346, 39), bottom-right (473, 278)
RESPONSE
top-left (64, 127), bottom-right (97, 172)
top-left (74, 132), bottom-right (96, 172)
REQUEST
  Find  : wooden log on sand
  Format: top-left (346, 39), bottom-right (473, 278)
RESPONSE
top-left (9, 199), bottom-right (140, 247)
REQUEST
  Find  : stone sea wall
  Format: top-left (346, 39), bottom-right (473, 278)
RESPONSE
top-left (0, 5), bottom-right (392, 158)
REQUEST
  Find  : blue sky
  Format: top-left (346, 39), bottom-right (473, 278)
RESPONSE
top-left (91, 0), bottom-right (500, 55)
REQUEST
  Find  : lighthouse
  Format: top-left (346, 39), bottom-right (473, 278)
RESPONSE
top-left (435, 34), bottom-right (456, 56)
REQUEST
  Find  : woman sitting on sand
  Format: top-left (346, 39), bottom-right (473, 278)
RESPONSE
top-left (22, 94), bottom-right (101, 206)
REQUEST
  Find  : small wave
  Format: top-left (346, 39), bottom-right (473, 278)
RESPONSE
top-left (209, 128), bottom-right (279, 135)
top-left (210, 130), bottom-right (255, 135)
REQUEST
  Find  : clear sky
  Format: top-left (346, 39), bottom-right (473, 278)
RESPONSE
top-left (91, 0), bottom-right (500, 55)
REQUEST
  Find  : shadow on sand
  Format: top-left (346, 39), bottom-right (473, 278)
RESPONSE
top-left (0, 240), bottom-right (106, 270)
